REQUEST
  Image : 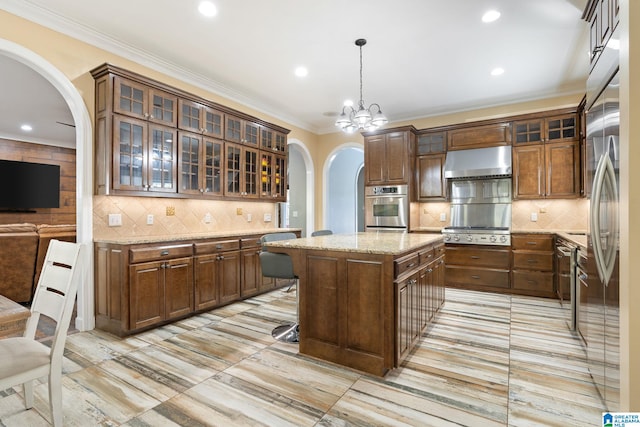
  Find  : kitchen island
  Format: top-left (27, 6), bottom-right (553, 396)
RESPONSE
top-left (264, 232), bottom-right (444, 376)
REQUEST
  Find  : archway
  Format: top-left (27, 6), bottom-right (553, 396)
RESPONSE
top-left (287, 139), bottom-right (314, 236)
top-left (323, 144), bottom-right (364, 233)
top-left (0, 39), bottom-right (94, 331)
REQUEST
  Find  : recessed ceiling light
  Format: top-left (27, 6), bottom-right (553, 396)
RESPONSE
top-left (482, 10), bottom-right (501, 23)
top-left (294, 66), bottom-right (308, 77)
top-left (198, 1), bottom-right (217, 17)
top-left (20, 124), bottom-right (33, 131)
top-left (491, 67), bottom-right (505, 76)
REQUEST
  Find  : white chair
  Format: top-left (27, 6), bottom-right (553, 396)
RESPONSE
top-left (0, 239), bottom-right (83, 427)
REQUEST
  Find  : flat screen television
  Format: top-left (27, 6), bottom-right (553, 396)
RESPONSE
top-left (0, 159), bottom-right (60, 211)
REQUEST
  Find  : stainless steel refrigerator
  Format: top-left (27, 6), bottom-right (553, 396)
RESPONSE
top-left (582, 28), bottom-right (620, 411)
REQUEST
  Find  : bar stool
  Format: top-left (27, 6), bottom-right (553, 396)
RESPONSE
top-left (259, 232), bottom-right (299, 343)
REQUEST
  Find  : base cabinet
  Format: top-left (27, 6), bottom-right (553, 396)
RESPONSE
top-left (511, 234), bottom-right (555, 297)
top-left (395, 243), bottom-right (445, 366)
top-left (95, 232), bottom-right (298, 336)
top-left (445, 245), bottom-right (511, 292)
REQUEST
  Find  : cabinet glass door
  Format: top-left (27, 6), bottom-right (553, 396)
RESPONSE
top-left (260, 152), bottom-right (272, 197)
top-left (114, 116), bottom-right (147, 190)
top-left (204, 138), bottom-right (223, 195)
top-left (149, 90), bottom-right (177, 126)
top-left (149, 125), bottom-right (176, 192)
top-left (273, 155), bottom-right (286, 199)
top-left (244, 148), bottom-right (259, 197)
top-left (180, 133), bottom-right (200, 194)
top-left (225, 144), bottom-right (242, 195)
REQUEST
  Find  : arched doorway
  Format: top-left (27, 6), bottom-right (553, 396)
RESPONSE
top-left (0, 39), bottom-right (94, 331)
top-left (323, 144), bottom-right (364, 234)
top-left (287, 139), bottom-right (314, 237)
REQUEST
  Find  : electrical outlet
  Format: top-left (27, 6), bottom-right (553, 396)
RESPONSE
top-left (146, 214), bottom-right (154, 225)
top-left (531, 212), bottom-right (538, 222)
top-left (204, 213), bottom-right (212, 223)
top-left (247, 213), bottom-right (252, 222)
top-left (440, 213), bottom-right (447, 222)
top-left (292, 211), bottom-right (298, 218)
top-left (166, 206), bottom-right (175, 216)
top-left (264, 213), bottom-right (272, 222)
top-left (108, 213), bottom-right (122, 227)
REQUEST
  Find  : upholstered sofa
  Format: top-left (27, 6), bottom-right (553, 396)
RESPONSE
top-left (0, 223), bottom-right (76, 303)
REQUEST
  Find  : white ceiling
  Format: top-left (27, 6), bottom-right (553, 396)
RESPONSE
top-left (1, 0), bottom-right (589, 146)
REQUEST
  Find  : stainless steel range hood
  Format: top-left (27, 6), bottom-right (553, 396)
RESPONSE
top-left (444, 146), bottom-right (512, 179)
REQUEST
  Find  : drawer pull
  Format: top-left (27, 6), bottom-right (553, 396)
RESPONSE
top-left (160, 250), bottom-right (170, 256)
top-left (470, 256), bottom-right (480, 259)
top-left (527, 259), bottom-right (537, 263)
top-left (407, 262), bottom-right (416, 268)
top-left (471, 275), bottom-right (480, 279)
top-left (526, 242), bottom-right (538, 245)
top-left (216, 244), bottom-right (223, 249)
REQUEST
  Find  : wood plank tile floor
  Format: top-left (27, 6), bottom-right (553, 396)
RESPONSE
top-left (0, 288), bottom-right (605, 426)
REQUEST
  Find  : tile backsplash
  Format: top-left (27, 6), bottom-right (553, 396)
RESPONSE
top-left (93, 196), bottom-right (281, 240)
top-left (419, 199), bottom-right (588, 231)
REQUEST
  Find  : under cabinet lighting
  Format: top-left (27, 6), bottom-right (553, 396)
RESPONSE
top-left (20, 124), bottom-right (32, 131)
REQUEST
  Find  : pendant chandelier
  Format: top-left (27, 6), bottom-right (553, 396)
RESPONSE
top-left (335, 38), bottom-right (388, 133)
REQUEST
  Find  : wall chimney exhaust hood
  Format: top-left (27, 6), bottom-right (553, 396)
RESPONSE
top-left (444, 146), bottom-right (512, 179)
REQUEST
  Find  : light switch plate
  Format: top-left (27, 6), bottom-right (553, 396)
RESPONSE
top-left (264, 213), bottom-right (272, 222)
top-left (531, 212), bottom-right (538, 222)
top-left (146, 214), bottom-right (154, 225)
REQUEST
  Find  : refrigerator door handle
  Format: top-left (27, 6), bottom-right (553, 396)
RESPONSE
top-left (590, 154), bottom-right (618, 285)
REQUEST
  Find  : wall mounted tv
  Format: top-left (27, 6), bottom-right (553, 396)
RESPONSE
top-left (0, 159), bottom-right (60, 211)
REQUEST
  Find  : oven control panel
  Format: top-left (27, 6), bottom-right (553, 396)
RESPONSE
top-left (442, 231), bottom-right (511, 246)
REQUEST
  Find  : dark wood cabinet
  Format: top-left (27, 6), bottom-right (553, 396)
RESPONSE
top-left (513, 112), bottom-right (580, 200)
top-left (91, 63), bottom-right (289, 199)
top-left (240, 237), bottom-right (274, 297)
top-left (261, 127), bottom-right (287, 153)
top-left (94, 231), bottom-right (300, 336)
top-left (178, 99), bottom-right (224, 138)
top-left (395, 242), bottom-right (445, 366)
top-left (260, 151), bottom-right (287, 200)
top-left (364, 128), bottom-right (415, 186)
top-left (128, 244), bottom-right (194, 331)
top-left (447, 123), bottom-right (511, 150)
top-left (445, 245), bottom-right (511, 292)
top-left (113, 76), bottom-right (177, 126)
top-left (511, 234), bottom-right (555, 298)
top-left (584, 0), bottom-right (619, 69)
top-left (194, 239), bottom-right (241, 307)
top-left (225, 143), bottom-right (260, 198)
top-left (514, 141), bottom-right (580, 199)
top-left (416, 154), bottom-right (446, 201)
top-left (178, 132), bottom-right (224, 197)
top-left (225, 114), bottom-right (260, 146)
top-left (112, 115), bottom-right (178, 194)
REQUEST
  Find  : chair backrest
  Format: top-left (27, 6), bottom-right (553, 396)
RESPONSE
top-left (259, 232), bottom-right (297, 279)
top-left (311, 229), bottom-right (333, 237)
top-left (260, 232), bottom-right (297, 245)
top-left (25, 240), bottom-right (83, 361)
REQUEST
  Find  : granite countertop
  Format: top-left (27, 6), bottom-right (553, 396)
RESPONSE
top-left (555, 231), bottom-right (588, 248)
top-left (264, 231), bottom-right (442, 255)
top-left (93, 228), bottom-right (302, 245)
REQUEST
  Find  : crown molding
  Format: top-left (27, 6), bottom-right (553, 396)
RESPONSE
top-left (1, 1), bottom-right (316, 134)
